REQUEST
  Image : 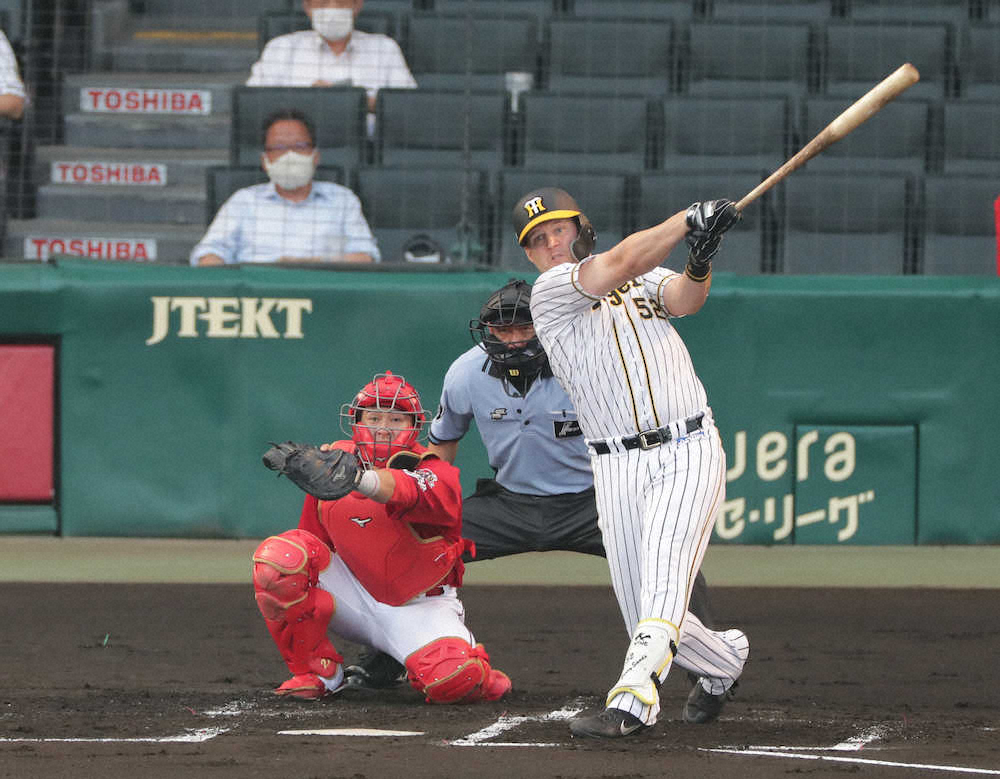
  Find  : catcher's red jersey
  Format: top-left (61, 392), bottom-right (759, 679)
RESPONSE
top-left (297, 442), bottom-right (470, 606)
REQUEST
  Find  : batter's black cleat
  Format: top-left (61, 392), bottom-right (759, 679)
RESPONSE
top-left (343, 648), bottom-right (406, 691)
top-left (569, 708), bottom-right (645, 739)
top-left (683, 679), bottom-right (738, 724)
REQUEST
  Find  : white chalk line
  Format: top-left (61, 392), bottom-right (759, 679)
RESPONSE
top-left (737, 723), bottom-right (893, 753)
top-left (705, 748), bottom-right (1000, 776)
top-left (279, 728), bottom-right (424, 737)
top-left (0, 727), bottom-right (229, 744)
top-left (448, 701), bottom-right (584, 747)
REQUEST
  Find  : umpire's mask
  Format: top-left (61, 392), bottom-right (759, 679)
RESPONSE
top-left (470, 278), bottom-right (548, 379)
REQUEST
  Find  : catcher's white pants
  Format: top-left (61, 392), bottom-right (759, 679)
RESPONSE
top-left (590, 422), bottom-right (749, 726)
top-left (317, 555), bottom-right (475, 666)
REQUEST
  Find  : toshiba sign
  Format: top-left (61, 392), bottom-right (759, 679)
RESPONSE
top-left (25, 237), bottom-right (158, 262)
top-left (81, 87), bottom-right (212, 115)
top-left (51, 161), bottom-right (168, 186)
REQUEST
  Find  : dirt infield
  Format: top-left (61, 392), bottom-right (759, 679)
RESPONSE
top-left (1, 582), bottom-right (998, 779)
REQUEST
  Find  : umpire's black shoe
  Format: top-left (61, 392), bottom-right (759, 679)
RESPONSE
top-left (343, 649), bottom-right (406, 691)
top-left (569, 708), bottom-right (645, 739)
top-left (683, 680), bottom-right (738, 724)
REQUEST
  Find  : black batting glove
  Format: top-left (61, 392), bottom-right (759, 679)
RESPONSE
top-left (683, 199), bottom-right (741, 280)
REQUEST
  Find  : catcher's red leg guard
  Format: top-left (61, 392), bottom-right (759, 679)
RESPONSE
top-left (252, 530), bottom-right (343, 697)
top-left (405, 638), bottom-right (512, 704)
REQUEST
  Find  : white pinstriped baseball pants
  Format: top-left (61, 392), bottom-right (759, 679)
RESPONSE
top-left (590, 422), bottom-right (749, 726)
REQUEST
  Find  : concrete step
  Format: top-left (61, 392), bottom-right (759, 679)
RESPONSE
top-left (63, 112), bottom-right (232, 150)
top-left (35, 146), bottom-right (228, 188)
top-left (132, 14), bottom-right (260, 33)
top-left (61, 71), bottom-right (245, 118)
top-left (134, 0), bottom-right (291, 17)
top-left (6, 218), bottom-right (202, 264)
top-left (108, 37), bottom-right (258, 74)
top-left (36, 184), bottom-right (207, 226)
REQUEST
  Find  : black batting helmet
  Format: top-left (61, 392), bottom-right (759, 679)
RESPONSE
top-left (511, 187), bottom-right (596, 261)
top-left (470, 278), bottom-right (547, 375)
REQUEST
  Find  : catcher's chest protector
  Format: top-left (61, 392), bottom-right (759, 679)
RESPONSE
top-left (317, 494), bottom-right (462, 605)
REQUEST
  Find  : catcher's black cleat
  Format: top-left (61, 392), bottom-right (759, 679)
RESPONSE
top-left (343, 649), bottom-right (406, 691)
top-left (683, 679), bottom-right (738, 724)
top-left (569, 708), bottom-right (645, 739)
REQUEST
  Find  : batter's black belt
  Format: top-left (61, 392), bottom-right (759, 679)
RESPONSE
top-left (590, 413), bottom-right (705, 455)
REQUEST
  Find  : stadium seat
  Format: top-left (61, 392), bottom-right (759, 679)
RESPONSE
top-left (374, 88), bottom-right (511, 171)
top-left (567, 0), bottom-right (695, 20)
top-left (707, 0), bottom-right (840, 21)
top-left (402, 12), bottom-right (539, 91)
top-left (956, 23), bottom-right (1000, 100)
top-left (798, 97), bottom-right (934, 174)
top-left (257, 9), bottom-right (397, 50)
top-left (920, 174), bottom-right (999, 274)
top-left (820, 21), bottom-right (957, 100)
top-left (203, 165), bottom-right (344, 225)
top-left (543, 18), bottom-right (675, 97)
top-left (351, 166), bottom-right (490, 265)
top-left (230, 86), bottom-right (368, 168)
top-left (518, 92), bottom-right (654, 173)
top-left (941, 101), bottom-right (1000, 176)
top-left (429, 0), bottom-right (558, 21)
top-left (846, 0), bottom-right (974, 23)
top-left (678, 21), bottom-right (817, 99)
top-left (777, 173), bottom-right (916, 274)
top-left (637, 170), bottom-right (775, 274)
top-left (657, 95), bottom-right (792, 173)
top-left (496, 169), bottom-right (633, 269)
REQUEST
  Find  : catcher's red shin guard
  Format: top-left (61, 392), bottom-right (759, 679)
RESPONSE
top-left (252, 531), bottom-right (343, 685)
top-left (405, 638), bottom-right (512, 704)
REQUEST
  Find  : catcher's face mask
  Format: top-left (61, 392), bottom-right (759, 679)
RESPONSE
top-left (340, 371), bottom-right (426, 468)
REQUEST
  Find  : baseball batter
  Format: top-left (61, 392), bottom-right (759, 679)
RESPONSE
top-left (252, 371), bottom-right (511, 704)
top-left (513, 188), bottom-right (748, 738)
top-left (342, 280), bottom-right (716, 691)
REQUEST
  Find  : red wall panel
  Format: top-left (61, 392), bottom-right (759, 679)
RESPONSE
top-left (0, 345), bottom-right (55, 501)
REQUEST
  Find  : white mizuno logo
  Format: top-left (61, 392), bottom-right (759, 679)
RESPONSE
top-left (350, 516), bottom-right (373, 527)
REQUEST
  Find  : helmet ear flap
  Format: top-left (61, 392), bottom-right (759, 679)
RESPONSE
top-left (572, 214), bottom-right (596, 261)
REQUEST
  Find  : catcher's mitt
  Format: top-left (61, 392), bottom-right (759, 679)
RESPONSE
top-left (262, 441), bottom-right (361, 500)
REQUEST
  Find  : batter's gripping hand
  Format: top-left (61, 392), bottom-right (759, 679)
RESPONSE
top-left (684, 199), bottom-right (741, 263)
top-left (262, 441), bottom-right (361, 500)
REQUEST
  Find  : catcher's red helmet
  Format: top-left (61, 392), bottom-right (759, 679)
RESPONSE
top-left (340, 371), bottom-right (427, 467)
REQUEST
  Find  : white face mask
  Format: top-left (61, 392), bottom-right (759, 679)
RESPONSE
top-left (263, 150), bottom-right (316, 191)
top-left (311, 7), bottom-right (354, 42)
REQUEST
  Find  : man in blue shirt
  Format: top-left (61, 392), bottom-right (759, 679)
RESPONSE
top-left (346, 279), bottom-right (716, 705)
top-left (190, 108), bottom-right (379, 265)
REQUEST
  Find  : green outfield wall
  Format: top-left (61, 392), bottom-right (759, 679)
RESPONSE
top-left (1, 259), bottom-right (998, 545)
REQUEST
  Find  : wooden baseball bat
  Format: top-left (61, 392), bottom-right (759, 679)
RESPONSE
top-left (734, 63), bottom-right (920, 212)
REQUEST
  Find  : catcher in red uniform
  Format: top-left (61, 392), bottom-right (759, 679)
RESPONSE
top-left (252, 371), bottom-right (512, 703)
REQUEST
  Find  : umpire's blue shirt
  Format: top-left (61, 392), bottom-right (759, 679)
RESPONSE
top-left (429, 346), bottom-right (593, 496)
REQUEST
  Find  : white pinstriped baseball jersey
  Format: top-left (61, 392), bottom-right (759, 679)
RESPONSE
top-left (530, 258), bottom-right (709, 441)
top-left (530, 253), bottom-right (747, 728)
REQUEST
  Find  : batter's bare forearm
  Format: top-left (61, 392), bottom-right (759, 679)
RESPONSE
top-left (581, 211), bottom-right (688, 296)
top-left (662, 272), bottom-right (710, 317)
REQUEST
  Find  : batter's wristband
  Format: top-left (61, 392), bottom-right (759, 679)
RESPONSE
top-left (685, 257), bottom-right (712, 282)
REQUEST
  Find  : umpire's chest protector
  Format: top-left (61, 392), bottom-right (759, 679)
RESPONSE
top-left (316, 493), bottom-right (463, 606)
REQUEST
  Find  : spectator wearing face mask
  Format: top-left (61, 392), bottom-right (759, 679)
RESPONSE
top-left (190, 109), bottom-right (380, 266)
top-left (246, 0), bottom-right (416, 116)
